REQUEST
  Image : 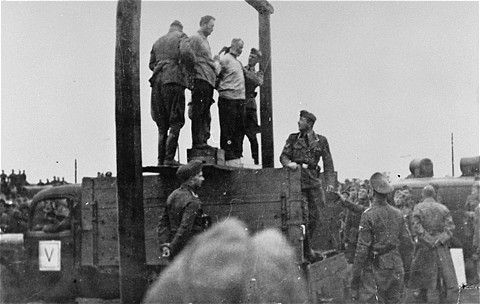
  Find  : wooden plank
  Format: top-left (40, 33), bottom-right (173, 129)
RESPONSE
top-left (81, 231), bottom-right (94, 266)
top-left (81, 178), bottom-right (94, 230)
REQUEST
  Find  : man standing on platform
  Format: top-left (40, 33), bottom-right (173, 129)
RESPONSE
top-left (149, 20), bottom-right (194, 166)
top-left (243, 48), bottom-right (264, 165)
top-left (188, 15), bottom-right (220, 149)
top-left (280, 110), bottom-right (335, 258)
top-left (217, 38), bottom-right (245, 167)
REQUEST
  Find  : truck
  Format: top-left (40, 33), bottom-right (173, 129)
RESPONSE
top-left (1, 165), bottom-right (348, 303)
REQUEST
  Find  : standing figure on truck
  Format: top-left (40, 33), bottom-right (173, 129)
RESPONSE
top-left (280, 110), bottom-right (335, 258)
top-left (187, 15), bottom-right (221, 150)
top-left (242, 48), bottom-right (263, 165)
top-left (149, 20), bottom-right (195, 166)
top-left (159, 160), bottom-right (210, 258)
top-left (351, 172), bottom-right (413, 304)
top-left (409, 185), bottom-right (458, 303)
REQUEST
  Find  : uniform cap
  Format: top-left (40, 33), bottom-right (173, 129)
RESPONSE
top-left (176, 160), bottom-right (203, 181)
top-left (369, 172), bottom-right (393, 194)
top-left (300, 110), bottom-right (316, 124)
top-left (250, 48), bottom-right (262, 58)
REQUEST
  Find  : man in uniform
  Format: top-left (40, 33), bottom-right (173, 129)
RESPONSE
top-left (352, 172), bottom-right (413, 303)
top-left (160, 160), bottom-right (210, 258)
top-left (149, 20), bottom-right (194, 166)
top-left (280, 110), bottom-right (335, 256)
top-left (188, 15), bottom-right (221, 149)
top-left (409, 185), bottom-right (457, 303)
top-left (243, 48), bottom-right (263, 165)
top-left (336, 184), bottom-right (376, 303)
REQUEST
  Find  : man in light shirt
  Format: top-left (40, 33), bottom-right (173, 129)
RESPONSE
top-left (217, 38), bottom-right (245, 167)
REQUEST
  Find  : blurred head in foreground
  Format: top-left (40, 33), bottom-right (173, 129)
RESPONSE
top-left (143, 218), bottom-right (308, 304)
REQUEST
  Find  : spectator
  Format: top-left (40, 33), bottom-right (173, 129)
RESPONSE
top-left (144, 218), bottom-right (307, 304)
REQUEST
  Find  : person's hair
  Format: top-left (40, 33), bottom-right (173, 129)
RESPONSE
top-left (200, 15), bottom-right (215, 27)
top-left (230, 38), bottom-right (243, 47)
top-left (143, 218), bottom-right (307, 304)
top-left (170, 20), bottom-right (183, 30)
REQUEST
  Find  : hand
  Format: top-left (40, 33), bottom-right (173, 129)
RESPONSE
top-left (286, 162), bottom-right (298, 170)
top-left (326, 185), bottom-right (335, 193)
top-left (160, 243), bottom-right (171, 258)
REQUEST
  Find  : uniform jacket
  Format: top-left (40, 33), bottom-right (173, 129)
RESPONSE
top-left (353, 197), bottom-right (413, 282)
top-left (149, 29), bottom-right (194, 87)
top-left (409, 197), bottom-right (457, 290)
top-left (280, 131), bottom-right (335, 189)
top-left (243, 65), bottom-right (264, 109)
top-left (165, 184), bottom-right (206, 256)
top-left (473, 204), bottom-right (480, 254)
top-left (188, 31), bottom-right (220, 88)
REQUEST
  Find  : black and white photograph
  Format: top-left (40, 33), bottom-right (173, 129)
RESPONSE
top-left (1, 0), bottom-right (479, 303)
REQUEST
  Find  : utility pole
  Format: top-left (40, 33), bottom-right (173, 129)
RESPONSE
top-left (451, 133), bottom-right (455, 177)
top-left (115, 0), bottom-right (146, 303)
top-left (74, 159), bottom-right (77, 184)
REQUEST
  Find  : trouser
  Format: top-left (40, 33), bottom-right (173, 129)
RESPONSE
top-left (151, 82), bottom-right (185, 164)
top-left (302, 186), bottom-right (336, 251)
top-left (374, 267), bottom-right (405, 304)
top-left (218, 97), bottom-right (245, 161)
top-left (242, 102), bottom-right (260, 163)
top-left (191, 79), bottom-right (214, 147)
top-left (347, 263), bottom-right (377, 303)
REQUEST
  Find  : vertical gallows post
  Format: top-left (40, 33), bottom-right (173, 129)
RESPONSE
top-left (246, 0), bottom-right (274, 168)
top-left (114, 0), bottom-right (146, 303)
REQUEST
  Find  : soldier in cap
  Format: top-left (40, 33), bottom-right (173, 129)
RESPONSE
top-left (149, 20), bottom-right (195, 166)
top-left (242, 48), bottom-right (264, 165)
top-left (351, 172), bottom-right (413, 303)
top-left (280, 110), bottom-right (335, 257)
top-left (409, 185), bottom-right (457, 303)
top-left (159, 160), bottom-right (210, 258)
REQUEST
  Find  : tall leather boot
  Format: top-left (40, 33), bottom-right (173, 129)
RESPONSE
top-left (157, 130), bottom-right (167, 166)
top-left (164, 132), bottom-right (180, 166)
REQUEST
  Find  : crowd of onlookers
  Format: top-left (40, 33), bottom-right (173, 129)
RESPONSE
top-left (0, 169), bottom-right (70, 234)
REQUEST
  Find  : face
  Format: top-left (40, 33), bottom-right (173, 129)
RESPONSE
top-left (203, 19), bottom-right (215, 36)
top-left (191, 171), bottom-right (205, 188)
top-left (358, 188), bottom-right (368, 199)
top-left (231, 40), bottom-right (244, 56)
top-left (297, 117), bottom-right (310, 132)
top-left (248, 54), bottom-right (259, 66)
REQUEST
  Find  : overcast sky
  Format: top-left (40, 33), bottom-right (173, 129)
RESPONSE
top-left (1, 1), bottom-right (478, 184)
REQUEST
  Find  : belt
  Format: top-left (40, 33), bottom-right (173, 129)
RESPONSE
top-left (296, 162), bottom-right (318, 170)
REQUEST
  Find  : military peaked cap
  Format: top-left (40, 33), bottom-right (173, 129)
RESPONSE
top-left (300, 110), bottom-right (316, 124)
top-left (176, 160), bottom-right (203, 181)
top-left (250, 48), bottom-right (262, 58)
top-left (369, 172), bottom-right (393, 194)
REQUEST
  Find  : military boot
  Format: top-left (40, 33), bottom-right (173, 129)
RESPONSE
top-left (164, 133), bottom-right (180, 166)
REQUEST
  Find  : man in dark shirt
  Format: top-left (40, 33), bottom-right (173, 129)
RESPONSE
top-left (149, 20), bottom-right (194, 166)
top-left (242, 48), bottom-right (263, 165)
top-left (160, 160), bottom-right (209, 258)
top-left (280, 110), bottom-right (335, 256)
